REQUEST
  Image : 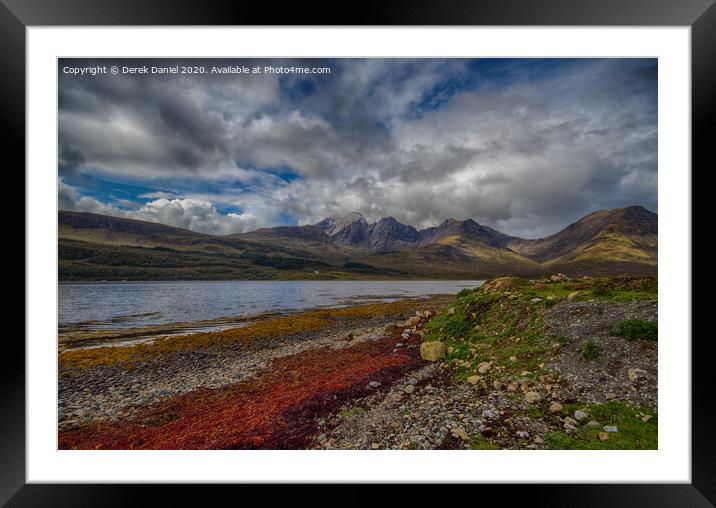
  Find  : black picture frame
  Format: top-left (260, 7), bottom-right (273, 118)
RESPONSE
top-left (4, 0), bottom-right (710, 504)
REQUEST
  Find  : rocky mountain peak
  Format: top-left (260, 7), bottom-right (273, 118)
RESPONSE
top-left (316, 212), bottom-right (367, 236)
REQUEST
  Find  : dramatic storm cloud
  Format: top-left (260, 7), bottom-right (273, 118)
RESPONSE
top-left (58, 58), bottom-right (657, 237)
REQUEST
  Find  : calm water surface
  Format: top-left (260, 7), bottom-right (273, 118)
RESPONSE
top-left (59, 280), bottom-right (484, 330)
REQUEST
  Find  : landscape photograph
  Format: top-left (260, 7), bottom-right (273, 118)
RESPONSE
top-left (57, 57), bottom-right (658, 450)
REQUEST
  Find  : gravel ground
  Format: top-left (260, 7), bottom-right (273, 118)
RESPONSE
top-left (309, 298), bottom-right (658, 449)
top-left (309, 362), bottom-right (552, 450)
top-left (59, 321), bottom-right (397, 430)
top-left (544, 299), bottom-right (657, 408)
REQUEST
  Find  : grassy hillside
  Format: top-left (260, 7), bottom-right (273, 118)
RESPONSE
top-left (355, 239), bottom-right (542, 279)
top-left (508, 206), bottom-right (656, 264)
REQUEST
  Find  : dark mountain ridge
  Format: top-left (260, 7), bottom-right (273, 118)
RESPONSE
top-left (58, 205), bottom-right (657, 280)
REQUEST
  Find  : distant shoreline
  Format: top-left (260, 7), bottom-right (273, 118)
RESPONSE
top-left (58, 277), bottom-right (487, 285)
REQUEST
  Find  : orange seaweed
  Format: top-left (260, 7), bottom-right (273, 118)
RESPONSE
top-left (59, 298), bottom-right (434, 371)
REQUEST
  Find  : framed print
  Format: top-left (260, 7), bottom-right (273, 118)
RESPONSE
top-left (4, 0), bottom-right (712, 503)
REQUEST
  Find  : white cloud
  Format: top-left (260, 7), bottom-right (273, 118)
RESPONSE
top-left (58, 58), bottom-right (657, 238)
top-left (134, 198), bottom-right (259, 235)
top-left (137, 191), bottom-right (181, 200)
top-left (60, 179), bottom-right (262, 235)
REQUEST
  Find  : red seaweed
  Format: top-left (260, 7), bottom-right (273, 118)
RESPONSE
top-left (59, 329), bottom-right (425, 449)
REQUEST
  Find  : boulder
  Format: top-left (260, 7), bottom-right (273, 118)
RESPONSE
top-left (482, 409), bottom-right (497, 419)
top-left (480, 277), bottom-right (519, 294)
top-left (574, 410), bottom-right (588, 421)
top-left (628, 368), bottom-right (647, 382)
top-left (420, 341), bottom-right (446, 361)
top-left (525, 391), bottom-right (541, 403)
top-left (405, 316), bottom-right (422, 327)
top-left (451, 428), bottom-right (469, 441)
top-left (548, 402), bottom-right (563, 413)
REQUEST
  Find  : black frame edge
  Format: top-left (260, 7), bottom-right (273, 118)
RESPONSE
top-left (692, 0), bottom-right (716, 504)
top-left (0, 1), bottom-right (26, 507)
top-left (1, 0), bottom-right (715, 26)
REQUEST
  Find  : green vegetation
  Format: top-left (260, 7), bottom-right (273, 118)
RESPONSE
top-left (518, 279), bottom-right (657, 302)
top-left (58, 238), bottom-right (412, 281)
top-left (441, 314), bottom-right (471, 338)
top-left (421, 274), bottom-right (657, 392)
top-left (239, 251), bottom-right (329, 270)
top-left (616, 319), bottom-right (658, 341)
top-left (591, 286), bottom-right (614, 298)
top-left (469, 434), bottom-right (501, 450)
top-left (339, 407), bottom-right (365, 418)
top-left (545, 402), bottom-right (657, 450)
top-left (417, 275), bottom-right (657, 450)
top-left (553, 334), bottom-right (570, 345)
top-left (422, 281), bottom-right (549, 382)
top-left (342, 261), bottom-right (407, 276)
top-left (580, 338), bottom-right (598, 360)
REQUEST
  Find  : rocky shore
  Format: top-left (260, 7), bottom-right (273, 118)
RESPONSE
top-left (58, 275), bottom-right (658, 450)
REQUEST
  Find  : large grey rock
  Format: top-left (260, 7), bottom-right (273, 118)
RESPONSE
top-left (574, 410), bottom-right (588, 421)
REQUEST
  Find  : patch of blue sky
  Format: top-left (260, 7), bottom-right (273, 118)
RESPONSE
top-left (236, 162), bottom-right (303, 184)
top-left (59, 171), bottom-right (177, 207)
top-left (214, 204), bottom-right (245, 215)
top-left (61, 162), bottom-right (303, 210)
top-left (407, 58), bottom-right (593, 119)
top-left (279, 75), bottom-right (317, 103)
top-left (275, 211), bottom-right (298, 227)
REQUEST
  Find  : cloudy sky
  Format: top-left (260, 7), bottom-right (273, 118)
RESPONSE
top-left (58, 58), bottom-right (657, 238)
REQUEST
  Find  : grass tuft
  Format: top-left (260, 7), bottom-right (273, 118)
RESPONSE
top-left (580, 338), bottom-right (599, 361)
top-left (615, 319), bottom-right (658, 341)
top-left (469, 434), bottom-right (501, 450)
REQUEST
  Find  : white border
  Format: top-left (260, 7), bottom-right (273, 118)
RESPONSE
top-left (27, 27), bottom-right (691, 483)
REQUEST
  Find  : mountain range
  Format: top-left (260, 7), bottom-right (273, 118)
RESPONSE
top-left (58, 206), bottom-right (657, 281)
